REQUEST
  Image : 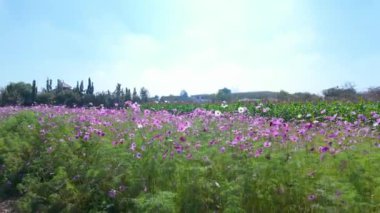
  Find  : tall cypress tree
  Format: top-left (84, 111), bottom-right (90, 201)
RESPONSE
top-left (86, 78), bottom-right (94, 95)
top-left (49, 79), bottom-right (52, 92)
top-left (90, 82), bottom-right (94, 95)
top-left (74, 81), bottom-right (80, 93)
top-left (125, 87), bottom-right (131, 101)
top-left (114, 83), bottom-right (122, 105)
top-left (31, 80), bottom-right (37, 103)
top-left (79, 80), bottom-right (84, 95)
top-left (46, 78), bottom-right (52, 92)
top-left (132, 87), bottom-right (140, 103)
top-left (56, 79), bottom-right (63, 94)
top-left (140, 87), bottom-right (149, 103)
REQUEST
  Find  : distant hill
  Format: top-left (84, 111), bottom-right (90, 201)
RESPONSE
top-left (231, 91), bottom-right (279, 100)
top-left (187, 91), bottom-right (280, 103)
top-left (160, 91), bottom-right (320, 103)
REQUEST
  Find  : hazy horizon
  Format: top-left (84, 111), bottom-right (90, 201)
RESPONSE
top-left (1, 0), bottom-right (379, 96)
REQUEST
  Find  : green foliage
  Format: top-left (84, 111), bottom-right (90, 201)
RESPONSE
top-left (54, 90), bottom-right (81, 106)
top-left (142, 101), bottom-right (380, 122)
top-left (132, 87), bottom-right (140, 103)
top-left (216, 87), bottom-right (232, 102)
top-left (31, 80), bottom-right (37, 103)
top-left (140, 87), bottom-right (149, 103)
top-left (134, 191), bottom-right (177, 213)
top-left (125, 88), bottom-right (132, 102)
top-left (0, 111), bottom-right (40, 198)
top-left (36, 92), bottom-right (54, 105)
top-left (0, 82), bottom-right (33, 106)
top-left (45, 78), bottom-right (53, 93)
top-left (86, 78), bottom-right (94, 95)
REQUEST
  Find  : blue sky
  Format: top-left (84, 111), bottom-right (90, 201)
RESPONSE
top-left (0, 0), bottom-right (379, 96)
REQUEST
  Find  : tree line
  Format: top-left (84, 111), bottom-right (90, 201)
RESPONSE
top-left (1, 79), bottom-right (380, 107)
top-left (214, 84), bottom-right (380, 102)
top-left (0, 78), bottom-right (150, 107)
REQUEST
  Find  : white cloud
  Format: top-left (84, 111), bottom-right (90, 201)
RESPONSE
top-left (89, 0), bottom-right (331, 96)
top-left (92, 26), bottom-right (323, 96)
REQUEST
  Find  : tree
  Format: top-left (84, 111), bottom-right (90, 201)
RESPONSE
top-left (31, 80), bottom-right (37, 103)
top-left (277, 90), bottom-right (291, 101)
top-left (86, 78), bottom-right (94, 95)
top-left (323, 83), bottom-right (357, 101)
top-left (36, 92), bottom-right (54, 105)
top-left (1, 82), bottom-right (33, 106)
top-left (114, 83), bottom-right (122, 105)
top-left (293, 92), bottom-right (321, 102)
top-left (55, 90), bottom-right (81, 107)
top-left (56, 79), bottom-right (64, 94)
top-left (363, 87), bottom-right (380, 101)
top-left (79, 80), bottom-right (84, 95)
top-left (180, 90), bottom-right (188, 98)
top-left (140, 87), bottom-right (149, 103)
top-left (73, 81), bottom-right (80, 94)
top-left (46, 78), bottom-right (52, 92)
top-left (216, 87), bottom-right (232, 102)
top-left (132, 87), bottom-right (140, 103)
top-left (125, 88), bottom-right (131, 101)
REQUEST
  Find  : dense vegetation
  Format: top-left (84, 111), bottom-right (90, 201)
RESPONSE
top-left (1, 78), bottom-right (380, 108)
top-left (0, 79), bottom-right (150, 108)
top-left (0, 101), bottom-right (379, 212)
top-left (143, 101), bottom-right (380, 122)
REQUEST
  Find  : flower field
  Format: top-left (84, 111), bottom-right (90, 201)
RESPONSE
top-left (1, 102), bottom-right (380, 212)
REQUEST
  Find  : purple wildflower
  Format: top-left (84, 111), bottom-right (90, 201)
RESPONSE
top-left (186, 153), bottom-right (192, 159)
top-left (162, 150), bottom-right (168, 160)
top-left (47, 146), bottom-right (54, 153)
top-left (319, 146), bottom-right (329, 153)
top-left (255, 148), bottom-right (263, 158)
top-left (130, 142), bottom-right (136, 151)
top-left (308, 194), bottom-right (317, 201)
top-left (108, 189), bottom-right (117, 198)
top-left (263, 141), bottom-right (272, 148)
top-left (83, 133), bottom-right (90, 141)
top-left (220, 146), bottom-right (226, 153)
top-left (289, 135), bottom-right (299, 142)
top-left (144, 109), bottom-right (151, 116)
top-left (174, 143), bottom-right (183, 154)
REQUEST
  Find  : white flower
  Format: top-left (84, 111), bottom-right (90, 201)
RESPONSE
top-left (263, 107), bottom-right (270, 113)
top-left (374, 122), bottom-right (379, 127)
top-left (306, 113), bottom-right (311, 118)
top-left (238, 107), bottom-right (247, 114)
top-left (214, 110), bottom-right (222, 117)
top-left (215, 181), bottom-right (220, 188)
top-left (297, 114), bottom-right (302, 119)
top-left (221, 101), bottom-right (228, 108)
